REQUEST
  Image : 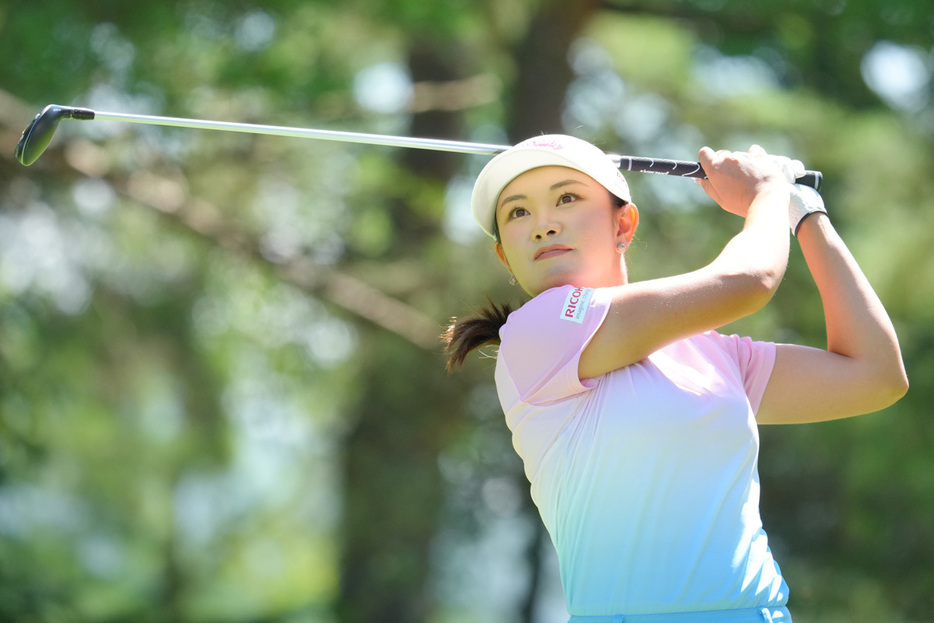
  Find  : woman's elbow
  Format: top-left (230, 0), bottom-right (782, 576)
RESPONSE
top-left (886, 367), bottom-right (910, 404)
top-left (760, 263), bottom-right (787, 297)
top-left (870, 364), bottom-right (909, 411)
top-left (737, 269), bottom-right (783, 314)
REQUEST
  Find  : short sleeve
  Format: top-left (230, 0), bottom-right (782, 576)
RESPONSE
top-left (498, 285), bottom-right (612, 405)
top-left (705, 332), bottom-right (777, 413)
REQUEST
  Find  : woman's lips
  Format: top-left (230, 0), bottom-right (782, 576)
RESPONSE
top-left (534, 245), bottom-right (572, 260)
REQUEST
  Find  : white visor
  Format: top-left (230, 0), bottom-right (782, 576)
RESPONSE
top-left (471, 134), bottom-right (631, 238)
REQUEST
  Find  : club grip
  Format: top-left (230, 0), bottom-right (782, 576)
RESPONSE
top-left (794, 170), bottom-right (822, 191)
top-left (615, 156), bottom-right (822, 191)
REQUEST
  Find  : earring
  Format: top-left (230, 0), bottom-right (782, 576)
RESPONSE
top-left (617, 240), bottom-right (628, 253)
top-left (508, 274), bottom-right (518, 286)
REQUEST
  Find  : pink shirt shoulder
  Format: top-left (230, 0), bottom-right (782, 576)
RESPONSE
top-left (498, 286), bottom-right (612, 404)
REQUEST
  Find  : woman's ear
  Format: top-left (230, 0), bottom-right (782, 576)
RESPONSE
top-left (618, 203), bottom-right (639, 244)
top-left (494, 242), bottom-right (511, 271)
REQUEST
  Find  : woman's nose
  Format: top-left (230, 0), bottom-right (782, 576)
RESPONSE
top-left (533, 213), bottom-right (560, 240)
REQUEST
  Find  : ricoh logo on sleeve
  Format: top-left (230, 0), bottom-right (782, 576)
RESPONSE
top-left (561, 287), bottom-right (593, 324)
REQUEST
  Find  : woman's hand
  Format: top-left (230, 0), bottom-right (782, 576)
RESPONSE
top-left (697, 145), bottom-right (789, 218)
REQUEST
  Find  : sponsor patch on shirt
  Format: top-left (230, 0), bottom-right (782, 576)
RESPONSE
top-left (561, 287), bottom-right (593, 324)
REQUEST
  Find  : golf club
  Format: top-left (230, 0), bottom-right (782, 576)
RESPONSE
top-left (15, 104), bottom-right (822, 190)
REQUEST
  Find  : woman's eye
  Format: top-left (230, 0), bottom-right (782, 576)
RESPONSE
top-left (509, 207), bottom-right (530, 219)
top-left (558, 193), bottom-right (578, 204)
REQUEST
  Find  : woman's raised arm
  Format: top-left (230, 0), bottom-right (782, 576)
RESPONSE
top-left (756, 213), bottom-right (908, 424)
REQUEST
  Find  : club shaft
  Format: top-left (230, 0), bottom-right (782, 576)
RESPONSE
top-left (92, 111), bottom-right (511, 156)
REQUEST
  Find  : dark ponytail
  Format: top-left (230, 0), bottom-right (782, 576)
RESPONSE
top-left (442, 300), bottom-right (513, 372)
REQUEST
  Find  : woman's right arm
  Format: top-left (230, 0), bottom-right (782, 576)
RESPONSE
top-left (578, 146), bottom-right (791, 378)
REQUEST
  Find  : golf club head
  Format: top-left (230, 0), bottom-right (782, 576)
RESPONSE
top-left (15, 105), bottom-right (95, 166)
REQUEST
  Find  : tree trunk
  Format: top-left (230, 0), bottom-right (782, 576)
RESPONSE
top-left (335, 39), bottom-right (466, 623)
top-left (509, 0), bottom-right (602, 141)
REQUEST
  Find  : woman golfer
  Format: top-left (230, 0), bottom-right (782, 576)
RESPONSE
top-left (444, 135), bottom-right (908, 622)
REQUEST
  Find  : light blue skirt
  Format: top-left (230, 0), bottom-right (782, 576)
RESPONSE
top-left (568, 606), bottom-right (791, 623)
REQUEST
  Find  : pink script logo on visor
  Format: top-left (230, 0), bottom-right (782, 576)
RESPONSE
top-left (519, 137), bottom-right (567, 151)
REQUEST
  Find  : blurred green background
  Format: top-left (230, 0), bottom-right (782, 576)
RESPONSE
top-left (0, 1), bottom-right (931, 621)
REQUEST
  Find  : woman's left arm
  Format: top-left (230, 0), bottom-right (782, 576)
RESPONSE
top-left (756, 212), bottom-right (909, 424)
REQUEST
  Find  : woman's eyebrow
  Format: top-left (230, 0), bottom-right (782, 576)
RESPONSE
top-left (549, 179), bottom-right (586, 192)
top-left (498, 179), bottom-right (586, 208)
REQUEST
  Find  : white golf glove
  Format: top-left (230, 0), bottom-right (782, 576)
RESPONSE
top-left (789, 183), bottom-right (826, 236)
top-left (770, 155), bottom-right (827, 235)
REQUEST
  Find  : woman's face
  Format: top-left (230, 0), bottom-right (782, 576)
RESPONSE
top-left (494, 166), bottom-right (636, 296)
